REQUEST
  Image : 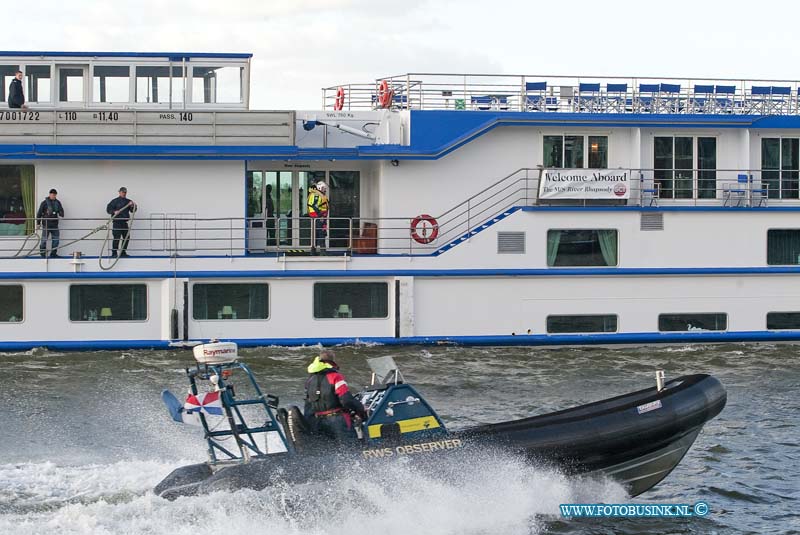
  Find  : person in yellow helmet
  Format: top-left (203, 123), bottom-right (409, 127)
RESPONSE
top-left (304, 349), bottom-right (367, 441)
top-left (307, 181), bottom-right (329, 254)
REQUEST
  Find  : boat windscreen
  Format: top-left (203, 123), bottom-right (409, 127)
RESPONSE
top-left (367, 356), bottom-right (402, 385)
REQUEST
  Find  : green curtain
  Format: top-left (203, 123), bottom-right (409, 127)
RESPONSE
top-left (19, 166), bottom-right (35, 235)
top-left (546, 231), bottom-right (561, 266)
top-left (767, 230), bottom-right (800, 265)
top-left (597, 230), bottom-right (618, 266)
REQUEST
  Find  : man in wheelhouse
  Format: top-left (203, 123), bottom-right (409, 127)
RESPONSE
top-left (304, 349), bottom-right (367, 441)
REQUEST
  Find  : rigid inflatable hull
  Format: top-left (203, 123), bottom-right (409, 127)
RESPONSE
top-left (155, 374), bottom-right (726, 499)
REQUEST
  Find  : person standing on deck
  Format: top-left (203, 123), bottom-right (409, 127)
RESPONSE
top-left (106, 187), bottom-right (137, 257)
top-left (307, 181), bottom-right (329, 254)
top-left (36, 189), bottom-right (64, 258)
top-left (7, 71), bottom-right (24, 109)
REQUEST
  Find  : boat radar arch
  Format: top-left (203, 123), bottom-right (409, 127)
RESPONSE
top-left (193, 341), bottom-right (238, 365)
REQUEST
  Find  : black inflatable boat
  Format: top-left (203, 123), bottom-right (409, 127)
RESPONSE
top-left (155, 343), bottom-right (726, 500)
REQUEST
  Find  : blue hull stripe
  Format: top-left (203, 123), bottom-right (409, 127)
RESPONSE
top-left (1, 266), bottom-right (800, 280)
top-left (1, 330), bottom-right (799, 351)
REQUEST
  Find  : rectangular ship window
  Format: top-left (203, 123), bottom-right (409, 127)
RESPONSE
top-left (313, 282), bottom-right (388, 319)
top-left (767, 312), bottom-right (800, 330)
top-left (192, 283), bottom-right (269, 320)
top-left (658, 313), bottom-right (727, 332)
top-left (0, 285), bottom-right (23, 322)
top-left (547, 229), bottom-right (618, 266)
top-left (0, 164), bottom-right (36, 236)
top-left (69, 284), bottom-right (147, 322)
top-left (546, 314), bottom-right (617, 334)
top-left (767, 229), bottom-right (800, 265)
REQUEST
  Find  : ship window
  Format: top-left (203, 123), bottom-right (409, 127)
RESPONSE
top-left (761, 138), bottom-right (799, 199)
top-left (135, 65), bottom-right (178, 104)
top-left (658, 313), bottom-right (727, 332)
top-left (25, 65), bottom-right (51, 103)
top-left (767, 312), bottom-right (800, 330)
top-left (767, 229), bottom-right (800, 265)
top-left (547, 229), bottom-right (618, 266)
top-left (191, 65), bottom-right (243, 104)
top-left (543, 135), bottom-right (607, 168)
top-left (92, 65), bottom-right (130, 103)
top-left (58, 68), bottom-right (84, 103)
top-left (0, 285), bottom-right (23, 322)
top-left (546, 314), bottom-right (617, 333)
top-left (192, 283), bottom-right (269, 320)
top-left (0, 65), bottom-right (19, 103)
top-left (654, 136), bottom-right (716, 200)
top-left (0, 164), bottom-right (35, 236)
top-left (313, 282), bottom-right (388, 319)
top-left (69, 284), bottom-right (147, 322)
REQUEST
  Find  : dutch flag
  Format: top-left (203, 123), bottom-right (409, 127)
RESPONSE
top-left (162, 390), bottom-right (224, 426)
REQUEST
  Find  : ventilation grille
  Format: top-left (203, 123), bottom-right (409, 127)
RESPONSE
top-left (640, 212), bottom-right (664, 231)
top-left (497, 231), bottom-right (526, 254)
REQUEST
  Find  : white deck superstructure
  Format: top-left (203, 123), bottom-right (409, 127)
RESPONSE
top-left (2, 52), bottom-right (800, 350)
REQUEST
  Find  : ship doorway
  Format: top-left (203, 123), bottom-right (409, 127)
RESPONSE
top-left (246, 168), bottom-right (360, 253)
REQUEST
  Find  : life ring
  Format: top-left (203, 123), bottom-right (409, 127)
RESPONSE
top-left (378, 80), bottom-right (393, 108)
top-left (410, 214), bottom-right (439, 244)
top-left (334, 87), bottom-right (345, 111)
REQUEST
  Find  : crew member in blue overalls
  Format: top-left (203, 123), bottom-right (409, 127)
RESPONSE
top-left (106, 187), bottom-right (137, 257)
top-left (304, 349), bottom-right (367, 441)
top-left (36, 188), bottom-right (64, 257)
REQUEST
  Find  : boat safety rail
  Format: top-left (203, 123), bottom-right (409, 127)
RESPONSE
top-left (0, 172), bottom-right (791, 261)
top-left (322, 73), bottom-right (800, 115)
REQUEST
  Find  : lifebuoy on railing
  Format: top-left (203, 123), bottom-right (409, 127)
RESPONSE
top-left (334, 86), bottom-right (345, 111)
top-left (378, 80), bottom-right (393, 108)
top-left (410, 214), bottom-right (439, 244)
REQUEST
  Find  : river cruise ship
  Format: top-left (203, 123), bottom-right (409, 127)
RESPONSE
top-left (1, 51), bottom-right (800, 350)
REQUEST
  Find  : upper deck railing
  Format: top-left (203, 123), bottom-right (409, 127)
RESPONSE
top-left (322, 73), bottom-right (800, 115)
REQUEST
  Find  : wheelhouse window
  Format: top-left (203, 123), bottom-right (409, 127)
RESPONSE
top-left (0, 285), bottom-right (23, 322)
top-left (69, 284), bottom-right (147, 321)
top-left (58, 67), bottom-right (85, 103)
top-left (25, 65), bottom-right (51, 103)
top-left (313, 282), bottom-right (388, 319)
top-left (658, 313), bottom-right (727, 332)
top-left (135, 66), bottom-right (172, 104)
top-left (192, 283), bottom-right (269, 320)
top-left (191, 65), bottom-right (243, 104)
top-left (0, 65), bottom-right (19, 103)
top-left (767, 229), bottom-right (800, 265)
top-left (654, 136), bottom-right (716, 199)
top-left (92, 65), bottom-right (130, 103)
top-left (0, 165), bottom-right (35, 236)
top-left (767, 312), bottom-right (800, 330)
top-left (546, 314), bottom-right (617, 333)
top-left (547, 229), bottom-right (618, 266)
top-left (761, 138), bottom-right (799, 199)
top-left (543, 135), bottom-right (608, 168)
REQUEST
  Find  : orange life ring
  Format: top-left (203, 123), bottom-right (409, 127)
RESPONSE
top-left (378, 80), bottom-right (393, 108)
top-left (410, 214), bottom-right (439, 244)
top-left (334, 87), bottom-right (345, 111)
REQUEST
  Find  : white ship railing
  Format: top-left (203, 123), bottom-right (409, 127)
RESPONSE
top-left (0, 170), bottom-right (791, 261)
top-left (322, 73), bottom-right (800, 115)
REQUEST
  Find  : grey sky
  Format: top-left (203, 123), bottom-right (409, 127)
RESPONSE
top-left (6, 0), bottom-right (797, 109)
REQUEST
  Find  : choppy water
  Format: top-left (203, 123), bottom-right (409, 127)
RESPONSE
top-left (0, 343), bottom-right (798, 534)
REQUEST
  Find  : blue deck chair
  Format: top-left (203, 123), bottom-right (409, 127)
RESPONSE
top-left (770, 86), bottom-right (791, 114)
top-left (723, 174), bottom-right (750, 206)
top-left (637, 84), bottom-right (660, 112)
top-left (605, 83), bottom-right (629, 112)
top-left (471, 95), bottom-right (493, 110)
top-left (525, 81), bottom-right (547, 111)
top-left (577, 83), bottom-right (601, 112)
top-left (658, 83), bottom-right (682, 113)
top-left (692, 85), bottom-right (714, 113)
top-left (749, 86), bottom-right (771, 114)
top-left (714, 85), bottom-right (736, 113)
